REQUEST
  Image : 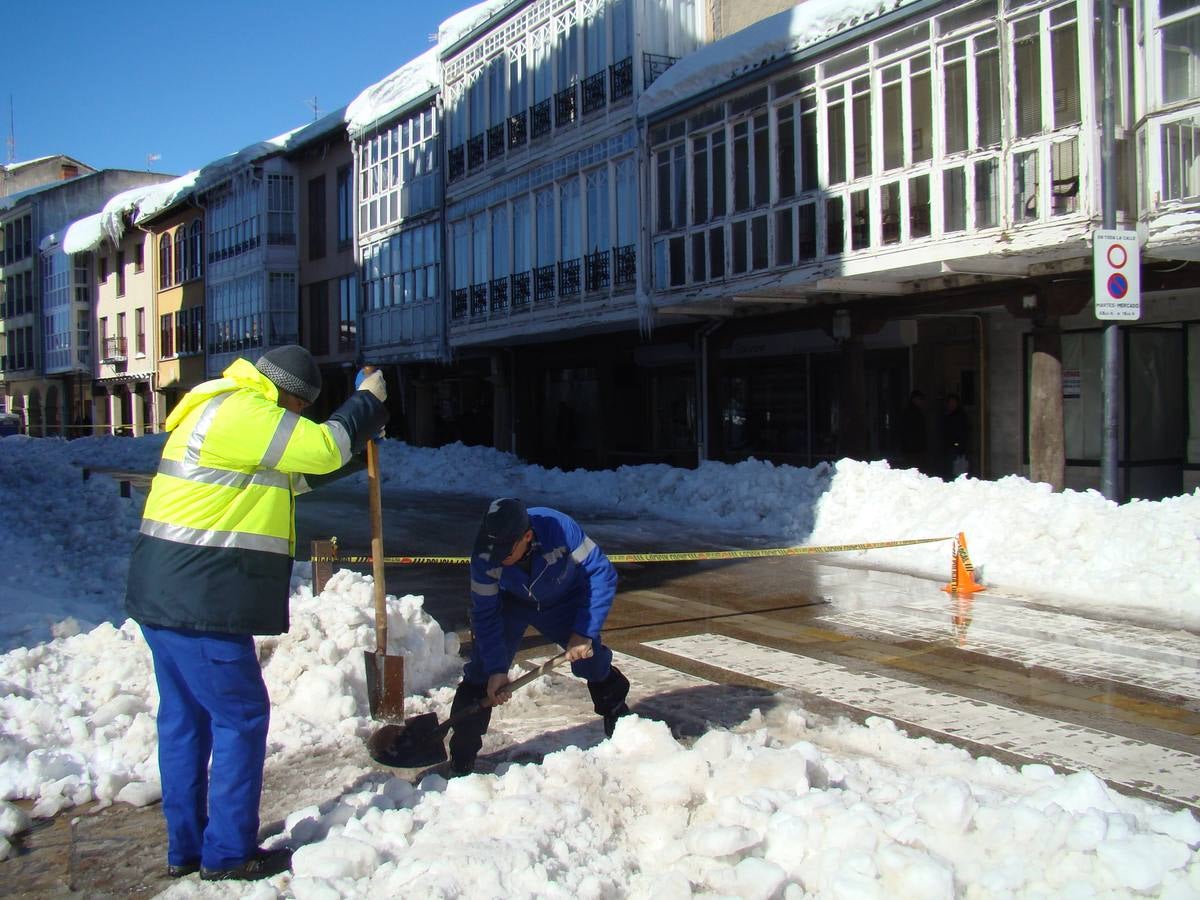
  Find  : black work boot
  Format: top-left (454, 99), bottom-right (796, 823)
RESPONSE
top-left (446, 678), bottom-right (493, 775)
top-left (199, 847), bottom-right (292, 882)
top-left (587, 666), bottom-right (632, 738)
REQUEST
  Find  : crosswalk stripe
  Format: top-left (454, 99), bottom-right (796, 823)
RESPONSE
top-left (646, 633), bottom-right (1200, 809)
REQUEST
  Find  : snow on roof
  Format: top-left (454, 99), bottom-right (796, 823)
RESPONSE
top-left (639, 0), bottom-right (921, 119)
top-left (345, 48), bottom-right (440, 136)
top-left (438, 0), bottom-right (514, 51)
top-left (284, 106), bottom-right (351, 151)
top-left (2, 155), bottom-right (56, 172)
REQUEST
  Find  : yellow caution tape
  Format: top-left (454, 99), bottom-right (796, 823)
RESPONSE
top-left (312, 536), bottom-right (952, 567)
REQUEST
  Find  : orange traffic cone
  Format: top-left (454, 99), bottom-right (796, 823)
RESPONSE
top-left (942, 532), bottom-right (986, 595)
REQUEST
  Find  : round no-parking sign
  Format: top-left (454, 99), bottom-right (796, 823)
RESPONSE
top-left (1093, 230), bottom-right (1140, 321)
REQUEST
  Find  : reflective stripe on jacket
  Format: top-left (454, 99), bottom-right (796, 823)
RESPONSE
top-left (125, 358), bottom-right (365, 635)
top-left (469, 506), bottom-right (618, 675)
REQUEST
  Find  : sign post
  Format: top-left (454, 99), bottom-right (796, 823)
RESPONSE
top-left (1093, 229), bottom-right (1140, 322)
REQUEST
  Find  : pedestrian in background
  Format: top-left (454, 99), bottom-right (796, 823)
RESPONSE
top-left (941, 393), bottom-right (970, 478)
top-left (447, 498), bottom-right (631, 775)
top-left (898, 389), bottom-right (929, 473)
top-left (125, 345), bottom-right (388, 882)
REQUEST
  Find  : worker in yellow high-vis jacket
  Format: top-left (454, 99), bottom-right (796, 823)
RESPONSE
top-left (126, 345), bottom-right (388, 883)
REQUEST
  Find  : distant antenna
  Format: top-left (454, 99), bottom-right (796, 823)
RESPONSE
top-left (146, 153), bottom-right (161, 172)
top-left (6, 95), bottom-right (14, 164)
top-left (307, 96), bottom-right (320, 122)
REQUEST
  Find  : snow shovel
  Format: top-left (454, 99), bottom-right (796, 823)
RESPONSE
top-left (363, 438), bottom-right (406, 724)
top-left (367, 651), bottom-right (570, 768)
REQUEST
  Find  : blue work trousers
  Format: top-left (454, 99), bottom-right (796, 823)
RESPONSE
top-left (140, 624), bottom-right (269, 870)
top-left (463, 592), bottom-right (613, 684)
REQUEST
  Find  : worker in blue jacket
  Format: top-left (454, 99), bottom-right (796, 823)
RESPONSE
top-left (448, 497), bottom-right (631, 775)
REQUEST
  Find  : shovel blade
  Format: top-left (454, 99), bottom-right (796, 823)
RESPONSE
top-left (367, 712), bottom-right (449, 768)
top-left (364, 650), bottom-right (406, 721)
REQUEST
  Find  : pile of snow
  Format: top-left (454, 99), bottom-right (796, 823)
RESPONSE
top-left (439, 0), bottom-right (513, 49)
top-left (346, 49), bottom-right (440, 137)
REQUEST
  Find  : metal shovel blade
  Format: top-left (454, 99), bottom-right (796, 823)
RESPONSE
top-left (367, 712), bottom-right (449, 768)
top-left (364, 649), bottom-right (406, 722)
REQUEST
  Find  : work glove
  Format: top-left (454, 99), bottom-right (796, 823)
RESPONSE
top-left (356, 368), bottom-right (387, 403)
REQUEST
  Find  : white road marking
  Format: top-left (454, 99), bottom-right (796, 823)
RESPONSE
top-left (819, 601), bottom-right (1200, 700)
top-left (646, 632), bottom-right (1200, 809)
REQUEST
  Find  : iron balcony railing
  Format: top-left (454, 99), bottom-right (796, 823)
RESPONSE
top-left (610, 56), bottom-right (633, 102)
top-left (467, 135), bottom-right (485, 170)
top-left (448, 145), bottom-right (466, 182)
top-left (613, 244), bottom-right (636, 288)
top-left (531, 98), bottom-right (552, 140)
top-left (585, 249), bottom-right (610, 292)
top-left (582, 70), bottom-right (607, 116)
top-left (558, 257), bottom-right (581, 296)
top-left (508, 111), bottom-right (527, 149)
top-left (487, 123), bottom-right (505, 161)
top-left (451, 287), bottom-right (469, 320)
top-left (555, 84), bottom-right (578, 128)
top-left (101, 336), bottom-right (127, 362)
top-left (534, 263), bottom-right (555, 303)
top-left (644, 52), bottom-right (679, 88)
top-left (510, 270), bottom-right (531, 309)
top-left (489, 276), bottom-right (509, 314)
top-left (469, 283), bottom-right (487, 317)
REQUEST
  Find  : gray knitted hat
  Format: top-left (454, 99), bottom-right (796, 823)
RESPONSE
top-left (255, 345), bottom-right (322, 403)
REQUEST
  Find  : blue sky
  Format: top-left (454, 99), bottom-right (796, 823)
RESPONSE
top-left (4, 0), bottom-right (471, 177)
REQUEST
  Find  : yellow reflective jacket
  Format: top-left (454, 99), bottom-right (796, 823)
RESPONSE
top-left (126, 358), bottom-right (386, 634)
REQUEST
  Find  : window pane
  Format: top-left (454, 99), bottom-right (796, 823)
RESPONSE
top-left (1162, 16), bottom-right (1200, 103)
top-left (751, 215), bottom-right (768, 269)
top-left (976, 40), bottom-right (1002, 146)
top-left (673, 143), bottom-right (686, 227)
top-left (1051, 139), bottom-right (1080, 215)
top-left (826, 197), bottom-right (844, 254)
top-left (798, 204), bottom-right (817, 259)
top-left (975, 159), bottom-right (999, 227)
top-left (777, 106), bottom-right (796, 198)
top-left (1051, 19), bottom-right (1081, 127)
top-left (882, 75), bottom-right (904, 170)
top-left (850, 189), bottom-right (870, 250)
top-left (800, 96), bottom-right (818, 191)
top-left (944, 52), bottom-right (968, 153)
top-left (1014, 19), bottom-right (1043, 137)
top-left (943, 168), bottom-right (966, 232)
top-left (1013, 149), bottom-right (1039, 221)
top-left (733, 122), bottom-right (750, 210)
top-left (709, 227), bottom-right (726, 278)
top-left (911, 69), bottom-right (932, 162)
top-left (851, 78), bottom-right (872, 179)
top-left (753, 114), bottom-right (770, 205)
top-left (731, 220), bottom-right (748, 273)
top-left (691, 232), bottom-right (707, 282)
top-left (669, 235), bottom-right (685, 286)
top-left (826, 93), bottom-right (846, 184)
top-left (775, 208), bottom-right (794, 265)
top-left (881, 182), bottom-right (901, 243)
top-left (909, 174), bottom-right (931, 238)
top-left (692, 138), bottom-right (709, 223)
top-left (712, 132), bottom-right (727, 216)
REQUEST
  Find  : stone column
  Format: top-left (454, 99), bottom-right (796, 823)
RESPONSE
top-left (108, 389), bottom-right (123, 436)
top-left (131, 385), bottom-right (146, 437)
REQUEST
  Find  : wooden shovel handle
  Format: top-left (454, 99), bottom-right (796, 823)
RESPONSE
top-left (366, 438), bottom-right (387, 654)
top-left (442, 651), bottom-right (571, 731)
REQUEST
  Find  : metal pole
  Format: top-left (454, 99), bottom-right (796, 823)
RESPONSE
top-left (1100, 0), bottom-right (1120, 501)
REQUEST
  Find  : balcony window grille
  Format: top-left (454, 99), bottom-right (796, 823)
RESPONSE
top-left (643, 52), bottom-right (678, 87)
top-left (470, 283), bottom-right (487, 317)
top-left (531, 98), bottom-right (552, 140)
top-left (610, 57), bottom-right (633, 101)
top-left (488, 123), bottom-right (505, 161)
top-left (451, 287), bottom-right (469, 320)
top-left (511, 271), bottom-right (531, 308)
top-left (582, 70), bottom-right (607, 115)
top-left (467, 134), bottom-right (485, 169)
top-left (558, 258), bottom-right (581, 296)
top-left (534, 263), bottom-right (556, 303)
top-left (448, 145), bottom-right (466, 181)
top-left (555, 84), bottom-right (578, 127)
top-left (585, 249), bottom-right (610, 292)
top-left (508, 111), bottom-right (527, 149)
top-left (490, 276), bottom-right (509, 314)
top-left (613, 245), bottom-right (636, 288)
